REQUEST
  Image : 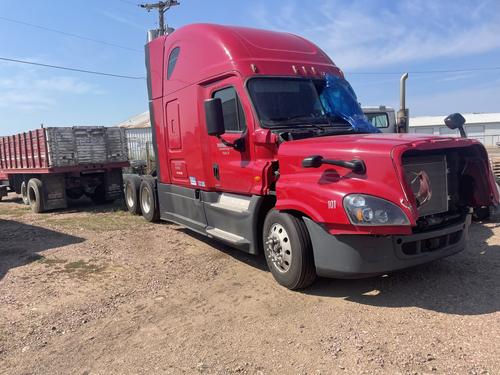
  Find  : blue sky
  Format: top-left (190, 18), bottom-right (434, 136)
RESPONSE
top-left (1, 0), bottom-right (499, 134)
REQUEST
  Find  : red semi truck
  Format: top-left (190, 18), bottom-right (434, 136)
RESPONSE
top-left (124, 23), bottom-right (499, 289)
top-left (0, 127), bottom-right (128, 212)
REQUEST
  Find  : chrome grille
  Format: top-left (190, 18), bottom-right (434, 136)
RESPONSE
top-left (403, 154), bottom-right (449, 217)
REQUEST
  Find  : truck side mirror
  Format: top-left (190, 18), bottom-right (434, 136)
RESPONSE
top-left (302, 155), bottom-right (324, 168)
top-left (444, 113), bottom-right (467, 138)
top-left (204, 98), bottom-right (225, 136)
top-left (444, 113), bottom-right (465, 130)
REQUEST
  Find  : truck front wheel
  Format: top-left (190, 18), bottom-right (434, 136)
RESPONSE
top-left (27, 178), bottom-right (45, 213)
top-left (263, 210), bottom-right (316, 290)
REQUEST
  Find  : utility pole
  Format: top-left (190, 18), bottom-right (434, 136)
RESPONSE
top-left (140, 0), bottom-right (180, 36)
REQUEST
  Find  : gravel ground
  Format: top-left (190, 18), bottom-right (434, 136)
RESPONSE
top-left (0, 193), bottom-right (499, 375)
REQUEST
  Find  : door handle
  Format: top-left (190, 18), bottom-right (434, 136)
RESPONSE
top-left (213, 163), bottom-right (220, 180)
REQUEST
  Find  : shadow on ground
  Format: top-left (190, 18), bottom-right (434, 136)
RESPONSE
top-left (0, 193), bottom-right (125, 215)
top-left (0, 219), bottom-right (85, 280)
top-left (304, 223), bottom-right (499, 316)
top-left (179, 222), bottom-right (499, 316)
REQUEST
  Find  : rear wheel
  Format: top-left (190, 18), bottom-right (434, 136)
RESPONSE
top-left (263, 210), bottom-right (316, 290)
top-left (66, 188), bottom-right (84, 200)
top-left (124, 177), bottom-right (141, 215)
top-left (27, 178), bottom-right (45, 213)
top-left (89, 184), bottom-right (109, 204)
top-left (20, 181), bottom-right (29, 205)
top-left (139, 178), bottom-right (159, 222)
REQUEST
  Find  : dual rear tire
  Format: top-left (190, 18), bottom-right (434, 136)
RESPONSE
top-left (124, 176), bottom-right (159, 222)
top-left (20, 181), bottom-right (29, 205)
top-left (139, 178), bottom-right (160, 222)
top-left (27, 178), bottom-right (44, 213)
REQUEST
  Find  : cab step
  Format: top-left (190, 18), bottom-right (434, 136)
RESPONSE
top-left (206, 227), bottom-right (249, 245)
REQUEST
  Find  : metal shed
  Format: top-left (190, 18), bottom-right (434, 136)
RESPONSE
top-left (409, 113), bottom-right (500, 148)
top-left (117, 111), bottom-right (154, 162)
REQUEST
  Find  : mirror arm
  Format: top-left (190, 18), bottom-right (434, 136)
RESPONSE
top-left (302, 155), bottom-right (366, 174)
top-left (458, 127), bottom-right (467, 138)
top-left (217, 135), bottom-right (245, 151)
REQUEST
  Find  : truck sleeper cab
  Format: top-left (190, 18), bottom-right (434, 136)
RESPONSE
top-left (124, 23), bottom-right (498, 290)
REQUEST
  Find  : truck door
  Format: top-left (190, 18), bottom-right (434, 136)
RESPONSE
top-left (206, 79), bottom-right (255, 194)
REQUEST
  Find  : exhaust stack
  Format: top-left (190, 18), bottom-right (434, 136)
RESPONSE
top-left (397, 72), bottom-right (409, 133)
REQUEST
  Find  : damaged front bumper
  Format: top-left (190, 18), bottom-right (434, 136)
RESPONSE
top-left (303, 214), bottom-right (471, 278)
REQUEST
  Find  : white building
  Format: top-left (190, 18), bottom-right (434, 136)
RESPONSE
top-left (409, 113), bottom-right (500, 148)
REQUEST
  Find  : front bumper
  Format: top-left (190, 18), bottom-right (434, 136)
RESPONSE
top-left (303, 215), bottom-right (471, 278)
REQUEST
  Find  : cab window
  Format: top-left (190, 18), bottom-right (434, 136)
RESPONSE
top-left (365, 113), bottom-right (389, 128)
top-left (213, 87), bottom-right (247, 132)
top-left (167, 47), bottom-right (180, 79)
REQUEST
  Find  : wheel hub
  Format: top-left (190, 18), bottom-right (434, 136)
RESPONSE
top-left (266, 223), bottom-right (292, 273)
top-left (141, 187), bottom-right (151, 213)
top-left (126, 185), bottom-right (135, 207)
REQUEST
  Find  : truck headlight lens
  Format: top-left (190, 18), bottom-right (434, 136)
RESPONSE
top-left (344, 194), bottom-right (410, 226)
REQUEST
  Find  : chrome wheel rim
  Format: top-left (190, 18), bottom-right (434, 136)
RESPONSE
top-left (126, 184), bottom-right (135, 208)
top-left (141, 187), bottom-right (151, 214)
top-left (266, 223), bottom-right (292, 273)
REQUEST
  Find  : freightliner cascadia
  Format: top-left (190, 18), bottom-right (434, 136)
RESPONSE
top-left (123, 24), bottom-right (498, 289)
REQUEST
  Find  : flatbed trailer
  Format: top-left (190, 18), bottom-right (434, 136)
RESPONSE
top-left (0, 127), bottom-right (129, 212)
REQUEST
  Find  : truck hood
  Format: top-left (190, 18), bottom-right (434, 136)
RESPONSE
top-left (278, 133), bottom-right (465, 157)
top-left (275, 133), bottom-right (498, 235)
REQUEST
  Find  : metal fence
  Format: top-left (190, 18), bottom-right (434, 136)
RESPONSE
top-left (125, 128), bottom-right (155, 161)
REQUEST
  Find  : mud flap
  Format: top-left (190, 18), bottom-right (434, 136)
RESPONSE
top-left (0, 185), bottom-right (8, 199)
top-left (103, 169), bottom-right (124, 201)
top-left (41, 174), bottom-right (67, 211)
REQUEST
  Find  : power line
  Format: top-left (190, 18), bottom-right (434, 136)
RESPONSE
top-left (117, 0), bottom-right (140, 5)
top-left (346, 67), bottom-right (500, 75)
top-left (0, 56), bottom-right (145, 80)
top-left (0, 16), bottom-right (142, 53)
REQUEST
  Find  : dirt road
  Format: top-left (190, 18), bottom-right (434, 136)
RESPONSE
top-left (0, 193), bottom-right (499, 374)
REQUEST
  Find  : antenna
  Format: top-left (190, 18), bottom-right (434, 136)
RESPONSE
top-left (140, 1), bottom-right (180, 37)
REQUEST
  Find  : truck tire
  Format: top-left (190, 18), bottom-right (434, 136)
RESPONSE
top-left (263, 210), bottom-right (316, 290)
top-left (124, 177), bottom-right (141, 215)
top-left (66, 188), bottom-right (84, 200)
top-left (27, 178), bottom-right (45, 213)
top-left (139, 178), bottom-right (160, 222)
top-left (21, 181), bottom-right (29, 205)
top-left (89, 184), bottom-right (109, 204)
top-left (473, 206), bottom-right (490, 221)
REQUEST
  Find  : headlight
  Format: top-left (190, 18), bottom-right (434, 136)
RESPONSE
top-left (343, 194), bottom-right (410, 226)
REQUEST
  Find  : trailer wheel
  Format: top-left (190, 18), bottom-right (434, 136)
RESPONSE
top-left (27, 178), bottom-right (45, 213)
top-left (66, 188), bottom-right (84, 200)
top-left (89, 184), bottom-right (109, 204)
top-left (139, 178), bottom-right (159, 222)
top-left (124, 177), bottom-right (141, 215)
top-left (20, 181), bottom-right (29, 205)
top-left (263, 210), bottom-right (316, 290)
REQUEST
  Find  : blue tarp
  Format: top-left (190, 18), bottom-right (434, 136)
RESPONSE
top-left (320, 74), bottom-right (380, 133)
